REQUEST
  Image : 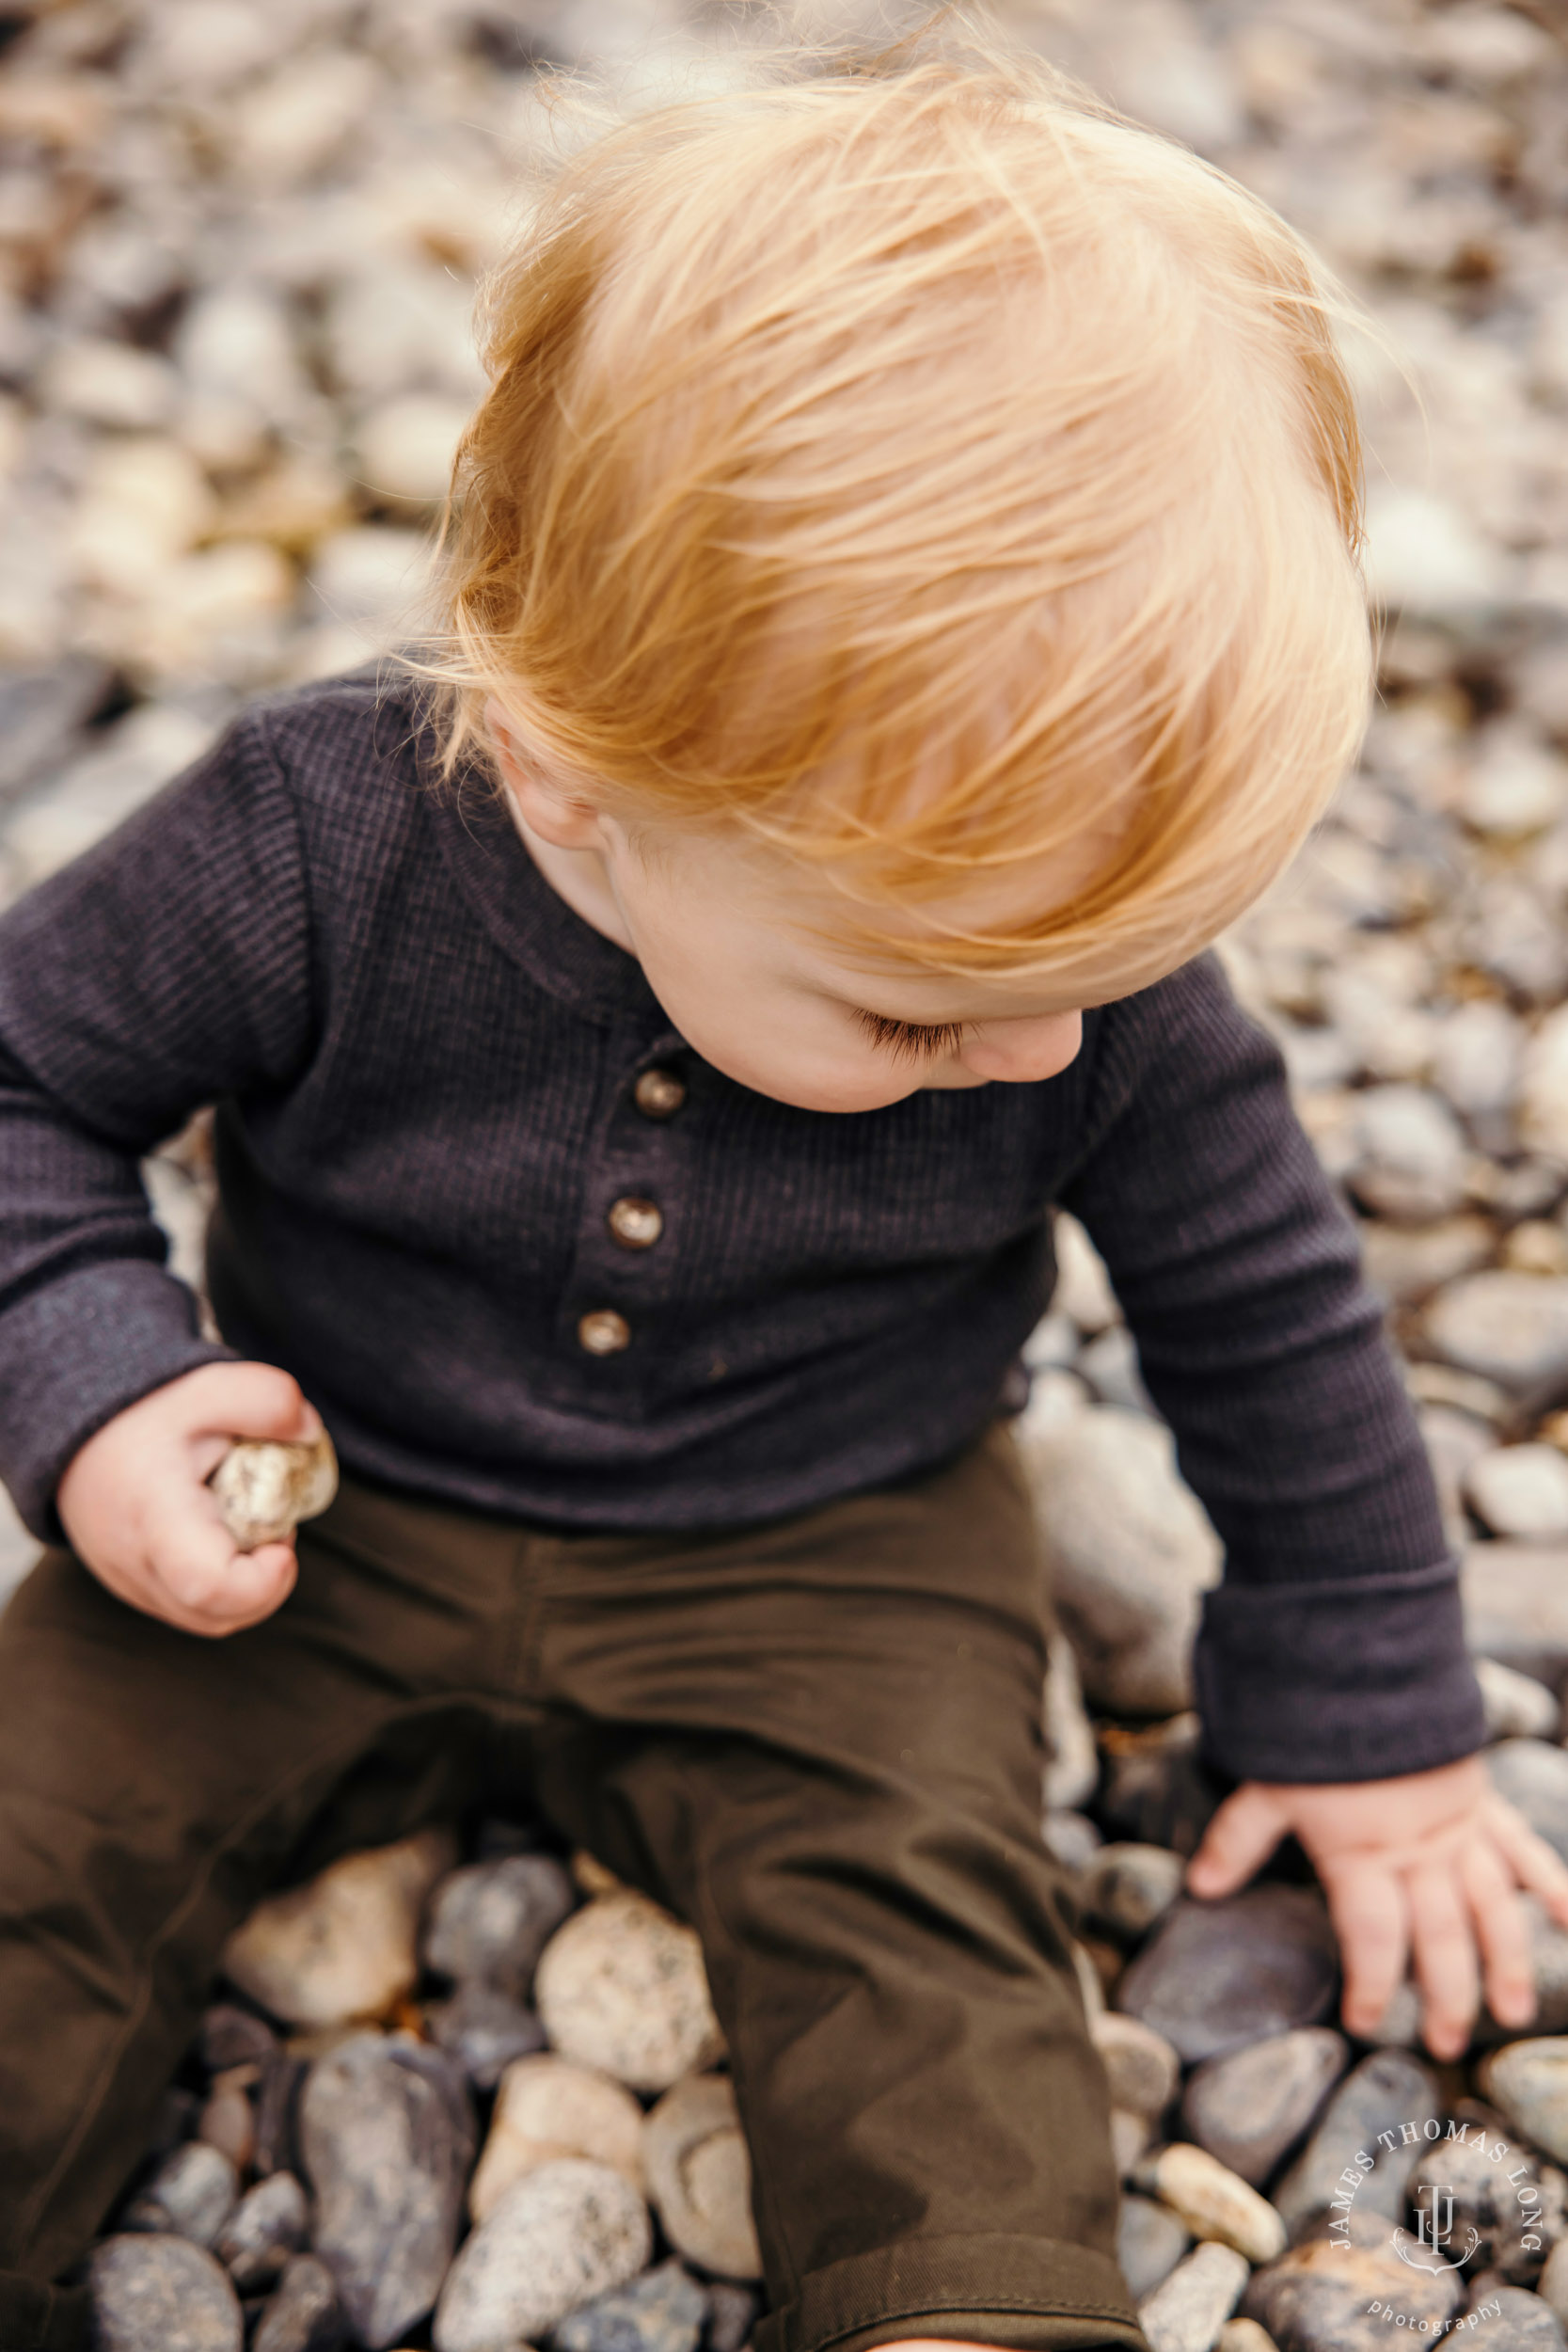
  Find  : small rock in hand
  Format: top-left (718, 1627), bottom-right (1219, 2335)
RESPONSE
top-left (209, 1430), bottom-right (339, 1550)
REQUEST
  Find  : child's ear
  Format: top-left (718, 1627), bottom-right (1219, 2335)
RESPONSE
top-left (484, 696), bottom-right (605, 850)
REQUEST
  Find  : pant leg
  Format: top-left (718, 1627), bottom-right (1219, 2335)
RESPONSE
top-left (0, 1477), bottom-right (525, 2348)
top-left (525, 1423), bottom-right (1143, 2352)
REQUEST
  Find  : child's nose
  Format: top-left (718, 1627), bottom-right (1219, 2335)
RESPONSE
top-left (960, 1011), bottom-right (1083, 1084)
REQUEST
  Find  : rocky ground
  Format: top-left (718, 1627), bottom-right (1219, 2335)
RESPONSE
top-left (10, 0), bottom-right (1568, 2346)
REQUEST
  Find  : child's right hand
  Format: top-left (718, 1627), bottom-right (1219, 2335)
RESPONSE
top-left (56, 1361), bottom-right (320, 1637)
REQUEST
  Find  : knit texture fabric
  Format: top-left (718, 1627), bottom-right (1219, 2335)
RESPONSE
top-left (0, 668), bottom-right (1482, 1782)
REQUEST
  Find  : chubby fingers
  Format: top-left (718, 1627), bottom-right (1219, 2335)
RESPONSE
top-left (1486, 1796), bottom-right (1568, 1929)
top-left (143, 1492), bottom-right (298, 1636)
top-left (1186, 1783), bottom-right (1290, 1899)
top-left (1323, 1853), bottom-right (1409, 2041)
top-left (182, 1361), bottom-right (322, 1481)
top-left (1406, 1859), bottom-right (1481, 2061)
top-left (1462, 1837), bottom-right (1536, 2035)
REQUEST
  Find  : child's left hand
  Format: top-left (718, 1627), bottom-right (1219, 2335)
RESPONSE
top-left (1187, 1755), bottom-right (1568, 2061)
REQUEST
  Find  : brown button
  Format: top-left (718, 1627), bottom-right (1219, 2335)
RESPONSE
top-left (608, 1195), bottom-right (663, 1249)
top-left (578, 1308), bottom-right (631, 1356)
top-left (634, 1067), bottom-right (686, 1120)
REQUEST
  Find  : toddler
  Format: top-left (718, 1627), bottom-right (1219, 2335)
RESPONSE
top-left (2, 30), bottom-right (1567, 2352)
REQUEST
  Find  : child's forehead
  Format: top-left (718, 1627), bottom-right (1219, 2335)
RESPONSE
top-left (670, 819), bottom-right (1119, 1016)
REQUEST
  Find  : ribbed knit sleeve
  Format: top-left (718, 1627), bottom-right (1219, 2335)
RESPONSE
top-left (1061, 954), bottom-right (1486, 1786)
top-left (0, 711), bottom-right (313, 1541)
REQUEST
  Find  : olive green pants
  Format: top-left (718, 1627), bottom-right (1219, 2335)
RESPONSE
top-left (0, 1423), bottom-right (1141, 2352)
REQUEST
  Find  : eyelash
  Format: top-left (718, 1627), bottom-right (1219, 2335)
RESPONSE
top-left (852, 1009), bottom-right (969, 1062)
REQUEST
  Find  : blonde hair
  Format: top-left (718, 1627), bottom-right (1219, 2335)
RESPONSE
top-left (418, 18), bottom-right (1370, 996)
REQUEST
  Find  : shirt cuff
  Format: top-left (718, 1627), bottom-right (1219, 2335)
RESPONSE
top-left (0, 1260), bottom-right (235, 1543)
top-left (1193, 1559), bottom-right (1487, 1785)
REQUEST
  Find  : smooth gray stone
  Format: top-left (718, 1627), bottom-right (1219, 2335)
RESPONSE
top-left (88, 2233), bottom-right (244, 2352)
top-left (1274, 2049), bottom-right (1439, 2240)
top-left (253, 2254), bottom-right (348, 2352)
top-left (1408, 2124), bottom-right (1544, 2282)
top-left (300, 2030), bottom-right (474, 2350)
top-left (434, 2157), bottom-right (653, 2352)
top-left (214, 2169), bottom-right (309, 2291)
top-left (1042, 1810), bottom-right (1102, 1873)
top-left (1117, 2192), bottom-right (1190, 2301)
top-left (1080, 1843), bottom-right (1185, 1941)
top-left (1244, 2208), bottom-right (1462, 2350)
top-left (1464, 1543), bottom-right (1568, 1687)
top-left (1475, 2286), bottom-right (1566, 2348)
top-left (422, 1853), bottom-right (577, 1995)
top-left (550, 2257), bottom-right (707, 2352)
top-left (427, 1977), bottom-right (548, 2090)
top-left (1181, 2029), bottom-right (1349, 2188)
top-left (1490, 1740), bottom-right (1568, 1864)
top-left (1116, 1888), bottom-right (1339, 2064)
top-left (122, 2141), bottom-right (239, 2247)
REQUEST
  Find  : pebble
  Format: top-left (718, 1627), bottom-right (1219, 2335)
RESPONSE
top-left (1361, 1216), bottom-right (1494, 1309)
top-left (298, 2030), bottom-right (474, 2349)
top-left (1467, 1445), bottom-right (1568, 1540)
top-left (1408, 2130), bottom-right (1544, 2278)
top-left (209, 1430), bottom-right (339, 1549)
top-left (642, 2072), bottom-right (762, 2281)
top-left (1092, 2013), bottom-right (1181, 2122)
top-left (1523, 1007), bottom-right (1568, 1166)
top-left (214, 2170), bottom-right (309, 2292)
top-left (1017, 1407), bottom-right (1221, 1718)
top-left (122, 2141), bottom-right (238, 2246)
top-left (1433, 998), bottom-right (1524, 1123)
top-left (198, 2076), bottom-right (255, 2172)
top-left (355, 393), bottom-right (471, 508)
top-left (1542, 2236), bottom-right (1568, 2327)
top-left (1426, 1273), bottom-right (1568, 1392)
top-left (1043, 1634), bottom-right (1099, 1812)
top-left (1349, 1084), bottom-right (1467, 1222)
top-left (1275, 2050), bottom-right (1440, 2237)
top-left (470, 2052), bottom-right (647, 2223)
top-left (1244, 2208), bottom-right (1463, 2349)
top-left (1138, 2240), bottom-right (1249, 2352)
top-left (1116, 1888), bottom-right (1339, 2065)
top-left (433, 2158), bottom-right (653, 2352)
top-left (1215, 2326), bottom-right (1278, 2352)
top-left (1464, 1540), bottom-right (1568, 1685)
top-left (551, 2258), bottom-right (708, 2352)
top-left (1117, 2193), bottom-right (1191, 2302)
top-left (222, 1828), bottom-right (455, 2028)
top-left (426, 1978), bottom-right (549, 2090)
top-left (88, 2233), bottom-right (244, 2352)
top-left (1042, 1809), bottom-right (1103, 1872)
top-left (1478, 2288), bottom-right (1567, 2349)
top-left (1488, 1740), bottom-right (1568, 1863)
top-left (1081, 1843), bottom-right (1186, 1941)
top-left (1140, 2143), bottom-right (1287, 2265)
top-left (1112, 2106), bottom-right (1153, 2179)
top-left (1052, 1211), bottom-right (1119, 1331)
top-left (423, 1851), bottom-right (577, 1997)
top-left (534, 1890), bottom-right (724, 2094)
top-left (1180, 2028), bottom-right (1349, 2189)
top-left (1481, 2041), bottom-right (1568, 2166)
top-left (1476, 1658), bottom-right (1560, 1742)
top-left (253, 2253), bottom-right (347, 2352)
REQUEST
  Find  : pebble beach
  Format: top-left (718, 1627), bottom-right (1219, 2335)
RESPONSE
top-left (9, 0), bottom-right (1568, 2345)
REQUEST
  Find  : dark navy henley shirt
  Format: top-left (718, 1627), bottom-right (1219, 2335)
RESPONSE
top-left (0, 670), bottom-right (1485, 1786)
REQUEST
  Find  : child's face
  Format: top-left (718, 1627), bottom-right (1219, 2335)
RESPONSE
top-left (490, 707), bottom-right (1094, 1115)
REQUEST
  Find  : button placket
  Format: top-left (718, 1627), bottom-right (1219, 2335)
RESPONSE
top-left (564, 1041), bottom-right (691, 1371)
